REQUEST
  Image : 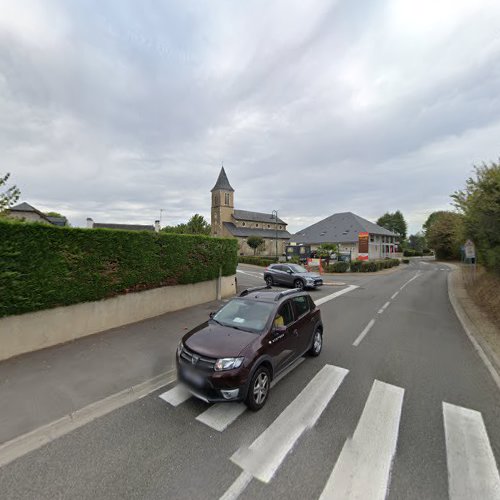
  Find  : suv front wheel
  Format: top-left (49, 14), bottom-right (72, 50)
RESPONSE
top-left (294, 279), bottom-right (305, 290)
top-left (245, 365), bottom-right (271, 411)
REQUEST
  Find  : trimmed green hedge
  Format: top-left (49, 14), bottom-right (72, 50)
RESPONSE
top-left (324, 262), bottom-right (350, 273)
top-left (350, 259), bottom-right (400, 273)
top-left (0, 221), bottom-right (238, 318)
top-left (238, 256), bottom-right (277, 267)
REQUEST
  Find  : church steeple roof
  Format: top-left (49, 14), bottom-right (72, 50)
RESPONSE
top-left (211, 166), bottom-right (234, 192)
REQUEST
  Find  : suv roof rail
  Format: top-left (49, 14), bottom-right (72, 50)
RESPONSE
top-left (274, 289), bottom-right (303, 301)
top-left (239, 285), bottom-right (272, 297)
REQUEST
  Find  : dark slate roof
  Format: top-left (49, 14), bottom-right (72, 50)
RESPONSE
top-left (93, 223), bottom-right (155, 232)
top-left (233, 209), bottom-right (286, 225)
top-left (290, 212), bottom-right (397, 244)
top-left (223, 222), bottom-right (290, 239)
top-left (211, 167), bottom-right (234, 192)
top-left (10, 202), bottom-right (39, 213)
top-left (46, 216), bottom-right (68, 227)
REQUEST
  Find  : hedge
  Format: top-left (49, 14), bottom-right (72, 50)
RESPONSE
top-left (324, 262), bottom-right (349, 273)
top-left (350, 259), bottom-right (400, 272)
top-left (238, 256), bottom-right (277, 267)
top-left (0, 221), bottom-right (238, 318)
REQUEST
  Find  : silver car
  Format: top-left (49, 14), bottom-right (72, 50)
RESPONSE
top-left (264, 264), bottom-right (323, 290)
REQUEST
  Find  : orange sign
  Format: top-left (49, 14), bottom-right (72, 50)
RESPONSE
top-left (358, 232), bottom-right (369, 254)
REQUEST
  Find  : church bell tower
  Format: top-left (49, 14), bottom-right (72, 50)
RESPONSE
top-left (211, 166), bottom-right (234, 237)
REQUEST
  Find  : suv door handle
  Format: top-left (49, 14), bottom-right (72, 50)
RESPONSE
top-left (293, 329), bottom-right (299, 336)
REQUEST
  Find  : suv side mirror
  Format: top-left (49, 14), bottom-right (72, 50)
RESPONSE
top-left (209, 312), bottom-right (215, 319)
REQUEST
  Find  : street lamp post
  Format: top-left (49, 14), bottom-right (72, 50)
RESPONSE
top-left (272, 210), bottom-right (278, 262)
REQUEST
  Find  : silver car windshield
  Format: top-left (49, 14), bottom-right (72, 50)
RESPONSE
top-left (289, 264), bottom-right (307, 273)
top-left (213, 299), bottom-right (275, 332)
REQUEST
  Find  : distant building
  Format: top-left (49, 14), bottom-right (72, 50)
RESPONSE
top-left (6, 202), bottom-right (68, 226)
top-left (290, 212), bottom-right (398, 260)
top-left (210, 167), bottom-right (290, 256)
top-left (86, 218), bottom-right (160, 232)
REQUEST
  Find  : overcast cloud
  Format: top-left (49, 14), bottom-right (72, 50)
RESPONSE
top-left (1, 0), bottom-right (500, 234)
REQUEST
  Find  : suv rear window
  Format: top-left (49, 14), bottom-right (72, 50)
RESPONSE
top-left (292, 295), bottom-right (309, 317)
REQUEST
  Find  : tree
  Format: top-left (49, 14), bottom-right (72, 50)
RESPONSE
top-left (423, 211), bottom-right (448, 235)
top-left (0, 173), bottom-right (20, 213)
top-left (45, 211), bottom-right (64, 218)
top-left (247, 236), bottom-right (264, 255)
top-left (426, 211), bottom-right (463, 260)
top-left (161, 214), bottom-right (211, 235)
top-left (452, 160), bottom-right (500, 273)
top-left (408, 232), bottom-right (426, 252)
top-left (377, 210), bottom-right (408, 240)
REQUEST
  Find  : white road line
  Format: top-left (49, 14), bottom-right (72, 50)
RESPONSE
top-left (219, 471), bottom-right (253, 500)
top-left (352, 319), bottom-right (376, 347)
top-left (158, 384), bottom-right (191, 407)
top-left (319, 380), bottom-right (405, 500)
top-left (315, 285), bottom-right (359, 306)
top-left (378, 301), bottom-right (390, 314)
top-left (196, 403), bottom-right (247, 432)
top-left (236, 269), bottom-right (264, 278)
top-left (400, 271), bottom-right (421, 291)
top-left (228, 364), bottom-right (348, 486)
top-left (391, 291), bottom-right (399, 300)
top-left (443, 402), bottom-right (500, 500)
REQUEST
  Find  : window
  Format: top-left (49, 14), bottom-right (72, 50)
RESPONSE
top-left (292, 296), bottom-right (309, 317)
top-left (224, 193), bottom-right (230, 205)
top-left (274, 302), bottom-right (293, 327)
top-left (279, 225), bottom-right (282, 230)
top-left (268, 224), bottom-right (271, 228)
top-left (242, 222), bottom-right (245, 226)
top-left (370, 234), bottom-right (374, 242)
top-left (214, 194), bottom-right (219, 205)
top-left (255, 223), bottom-right (259, 227)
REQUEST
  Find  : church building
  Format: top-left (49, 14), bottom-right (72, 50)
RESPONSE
top-left (210, 167), bottom-right (290, 256)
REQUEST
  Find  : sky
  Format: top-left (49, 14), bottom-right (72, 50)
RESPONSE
top-left (1, 0), bottom-right (499, 235)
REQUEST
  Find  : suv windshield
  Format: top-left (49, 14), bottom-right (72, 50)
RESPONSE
top-left (289, 264), bottom-right (307, 273)
top-left (213, 299), bottom-right (275, 332)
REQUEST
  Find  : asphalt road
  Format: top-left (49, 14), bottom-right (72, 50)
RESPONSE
top-left (1, 260), bottom-right (499, 499)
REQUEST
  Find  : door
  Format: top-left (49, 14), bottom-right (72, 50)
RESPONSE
top-left (267, 301), bottom-right (298, 372)
top-left (281, 265), bottom-right (295, 287)
top-left (290, 295), bottom-right (313, 354)
top-left (272, 265), bottom-right (289, 285)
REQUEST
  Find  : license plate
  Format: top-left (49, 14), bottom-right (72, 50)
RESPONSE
top-left (182, 368), bottom-right (205, 387)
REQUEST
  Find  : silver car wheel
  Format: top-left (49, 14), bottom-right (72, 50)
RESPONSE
top-left (313, 331), bottom-right (322, 353)
top-left (253, 372), bottom-right (269, 405)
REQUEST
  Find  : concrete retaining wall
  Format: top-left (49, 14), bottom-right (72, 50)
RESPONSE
top-left (0, 275), bottom-right (237, 361)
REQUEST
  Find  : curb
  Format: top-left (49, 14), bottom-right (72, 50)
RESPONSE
top-left (0, 369), bottom-right (177, 468)
top-left (447, 265), bottom-right (500, 391)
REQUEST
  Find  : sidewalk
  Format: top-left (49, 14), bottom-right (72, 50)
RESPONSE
top-left (0, 298), bottom-right (225, 446)
top-left (448, 263), bottom-right (500, 389)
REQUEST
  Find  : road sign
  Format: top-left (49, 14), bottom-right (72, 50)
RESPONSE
top-left (464, 240), bottom-right (475, 259)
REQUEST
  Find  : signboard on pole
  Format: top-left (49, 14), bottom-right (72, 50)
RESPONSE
top-left (358, 232), bottom-right (369, 261)
top-left (464, 240), bottom-right (476, 259)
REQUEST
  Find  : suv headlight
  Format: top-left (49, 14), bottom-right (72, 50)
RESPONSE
top-left (177, 342), bottom-right (184, 357)
top-left (214, 357), bottom-right (244, 371)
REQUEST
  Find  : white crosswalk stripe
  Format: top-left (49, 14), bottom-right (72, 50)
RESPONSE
top-left (319, 380), bottom-right (404, 500)
top-left (443, 402), bottom-right (500, 500)
top-left (229, 364), bottom-right (349, 484)
top-left (158, 384), bottom-right (191, 407)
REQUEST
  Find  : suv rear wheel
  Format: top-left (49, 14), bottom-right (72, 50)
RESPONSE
top-left (245, 365), bottom-right (271, 411)
top-left (265, 276), bottom-right (273, 286)
top-left (308, 328), bottom-right (322, 357)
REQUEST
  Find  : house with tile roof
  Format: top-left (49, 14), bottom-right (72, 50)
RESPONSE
top-left (290, 212), bottom-right (398, 260)
top-left (210, 167), bottom-right (290, 256)
top-left (6, 202), bottom-right (68, 226)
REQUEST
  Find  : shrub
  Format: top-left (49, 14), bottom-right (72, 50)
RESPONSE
top-left (238, 256), bottom-right (276, 267)
top-left (402, 259), bottom-right (410, 264)
top-left (350, 261), bottom-right (363, 272)
top-left (325, 262), bottom-right (349, 273)
top-left (0, 221), bottom-right (238, 318)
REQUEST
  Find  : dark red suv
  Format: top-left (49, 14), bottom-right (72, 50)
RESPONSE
top-left (176, 286), bottom-right (323, 410)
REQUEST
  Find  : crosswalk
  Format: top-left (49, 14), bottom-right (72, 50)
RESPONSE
top-left (158, 365), bottom-right (500, 500)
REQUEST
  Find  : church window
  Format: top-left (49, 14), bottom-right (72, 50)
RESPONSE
top-left (279, 225), bottom-right (282, 230)
top-left (242, 222), bottom-right (245, 226)
top-left (215, 194), bottom-right (219, 205)
top-left (225, 193), bottom-right (230, 205)
top-left (268, 224), bottom-right (270, 228)
top-left (255, 223), bottom-right (259, 227)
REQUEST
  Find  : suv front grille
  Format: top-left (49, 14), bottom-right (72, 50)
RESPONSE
top-left (180, 346), bottom-right (217, 371)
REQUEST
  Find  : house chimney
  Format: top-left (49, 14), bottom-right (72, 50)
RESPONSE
top-left (154, 220), bottom-right (160, 232)
top-left (86, 218), bottom-right (94, 229)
